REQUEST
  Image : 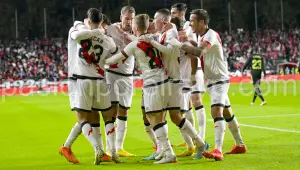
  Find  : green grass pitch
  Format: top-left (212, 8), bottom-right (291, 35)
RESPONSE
top-left (0, 81), bottom-right (300, 170)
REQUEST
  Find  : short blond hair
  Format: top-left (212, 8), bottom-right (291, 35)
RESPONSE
top-left (133, 14), bottom-right (150, 31)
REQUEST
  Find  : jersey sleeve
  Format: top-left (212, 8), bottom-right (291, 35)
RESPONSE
top-left (122, 41), bottom-right (136, 57)
top-left (166, 28), bottom-right (179, 40)
top-left (203, 30), bottom-right (217, 46)
top-left (108, 37), bottom-right (119, 55)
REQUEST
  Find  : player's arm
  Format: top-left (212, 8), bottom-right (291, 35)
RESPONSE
top-left (242, 56), bottom-right (252, 72)
top-left (70, 21), bottom-right (101, 41)
top-left (105, 41), bottom-right (135, 64)
top-left (181, 41), bottom-right (212, 57)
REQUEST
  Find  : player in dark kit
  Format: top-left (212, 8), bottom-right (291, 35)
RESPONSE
top-left (242, 54), bottom-right (267, 106)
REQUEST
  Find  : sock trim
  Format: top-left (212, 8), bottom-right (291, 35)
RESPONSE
top-left (211, 104), bottom-right (225, 108)
top-left (81, 121), bottom-right (88, 127)
top-left (153, 123), bottom-right (166, 131)
top-left (224, 105), bottom-right (231, 108)
top-left (91, 123), bottom-right (100, 127)
top-left (117, 116), bottom-right (128, 121)
top-left (178, 118), bottom-right (186, 128)
top-left (225, 115), bottom-right (235, 122)
top-left (214, 117), bottom-right (225, 123)
top-left (195, 105), bottom-right (204, 110)
top-left (144, 122), bottom-right (151, 126)
top-left (119, 104), bottom-right (130, 110)
top-left (105, 120), bottom-right (115, 126)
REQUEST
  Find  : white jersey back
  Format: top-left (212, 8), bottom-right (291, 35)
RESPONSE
top-left (122, 34), bottom-right (168, 85)
top-left (74, 31), bottom-right (117, 79)
top-left (179, 42), bottom-right (193, 87)
top-left (183, 21), bottom-right (197, 42)
top-left (106, 23), bottom-right (135, 74)
top-left (159, 28), bottom-right (181, 80)
top-left (68, 27), bottom-right (77, 78)
top-left (198, 29), bottom-right (229, 84)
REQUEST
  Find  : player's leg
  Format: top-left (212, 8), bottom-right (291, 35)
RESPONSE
top-left (177, 89), bottom-right (196, 157)
top-left (191, 92), bottom-right (206, 140)
top-left (59, 79), bottom-right (80, 164)
top-left (96, 80), bottom-right (122, 163)
top-left (168, 84), bottom-right (208, 160)
top-left (223, 100), bottom-right (247, 154)
top-left (116, 76), bottom-right (135, 156)
top-left (105, 72), bottom-right (118, 154)
top-left (90, 110), bottom-right (112, 162)
top-left (75, 79), bottom-right (107, 165)
top-left (191, 69), bottom-right (207, 140)
top-left (255, 79), bottom-right (267, 106)
top-left (144, 83), bottom-right (177, 164)
top-left (202, 83), bottom-right (228, 161)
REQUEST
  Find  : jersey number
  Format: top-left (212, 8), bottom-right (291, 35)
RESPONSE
top-left (146, 48), bottom-right (163, 69)
top-left (79, 39), bottom-right (103, 64)
top-left (252, 60), bottom-right (262, 70)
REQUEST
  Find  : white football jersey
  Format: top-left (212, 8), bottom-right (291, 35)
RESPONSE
top-left (158, 28), bottom-right (181, 80)
top-left (106, 23), bottom-right (135, 74)
top-left (122, 34), bottom-right (168, 85)
top-left (197, 29), bottom-right (229, 84)
top-left (179, 41), bottom-right (193, 87)
top-left (67, 27), bottom-right (78, 78)
top-left (183, 21), bottom-right (197, 42)
top-left (73, 29), bottom-right (117, 79)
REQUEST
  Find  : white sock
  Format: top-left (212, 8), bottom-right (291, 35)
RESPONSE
top-left (214, 118), bottom-right (226, 151)
top-left (226, 115), bottom-right (244, 146)
top-left (105, 132), bottom-right (111, 151)
top-left (179, 129), bottom-right (194, 148)
top-left (185, 109), bottom-right (195, 126)
top-left (154, 123), bottom-right (175, 156)
top-left (180, 118), bottom-right (204, 148)
top-left (105, 122), bottom-right (116, 154)
top-left (116, 117), bottom-right (127, 150)
top-left (81, 122), bottom-right (101, 152)
top-left (145, 123), bottom-right (158, 146)
top-left (196, 106), bottom-right (206, 140)
top-left (64, 122), bottom-right (82, 148)
top-left (91, 124), bottom-right (104, 151)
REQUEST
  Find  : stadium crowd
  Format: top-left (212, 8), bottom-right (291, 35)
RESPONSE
top-left (1, 29), bottom-right (300, 84)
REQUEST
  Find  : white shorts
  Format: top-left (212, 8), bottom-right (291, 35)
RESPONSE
top-left (181, 87), bottom-right (192, 112)
top-left (165, 81), bottom-right (182, 110)
top-left (106, 71), bottom-right (133, 109)
top-left (207, 81), bottom-right (231, 107)
top-left (68, 79), bottom-right (77, 110)
top-left (74, 79), bottom-right (112, 112)
top-left (192, 68), bottom-right (205, 94)
top-left (142, 80), bottom-right (169, 113)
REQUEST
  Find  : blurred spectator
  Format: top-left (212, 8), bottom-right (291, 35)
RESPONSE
top-left (0, 38), bottom-right (67, 83)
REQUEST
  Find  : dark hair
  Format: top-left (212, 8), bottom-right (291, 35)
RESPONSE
top-left (102, 14), bottom-right (111, 25)
top-left (190, 9), bottom-right (210, 24)
top-left (157, 8), bottom-right (171, 17)
top-left (87, 8), bottom-right (102, 24)
top-left (171, 3), bottom-right (187, 12)
top-left (121, 6), bottom-right (135, 15)
top-left (170, 17), bottom-right (184, 31)
top-left (134, 14), bottom-right (149, 31)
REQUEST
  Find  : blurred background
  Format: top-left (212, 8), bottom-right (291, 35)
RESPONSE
top-left (0, 0), bottom-right (300, 84)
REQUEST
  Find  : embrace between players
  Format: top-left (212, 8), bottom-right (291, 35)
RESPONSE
top-left (59, 3), bottom-right (247, 165)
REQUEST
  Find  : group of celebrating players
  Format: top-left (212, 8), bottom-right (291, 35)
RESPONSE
top-left (59, 3), bottom-right (247, 165)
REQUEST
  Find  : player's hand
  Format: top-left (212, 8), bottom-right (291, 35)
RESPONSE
top-left (162, 23), bottom-right (174, 32)
top-left (115, 23), bottom-right (125, 35)
top-left (138, 36), bottom-right (152, 44)
top-left (166, 38), bottom-right (182, 48)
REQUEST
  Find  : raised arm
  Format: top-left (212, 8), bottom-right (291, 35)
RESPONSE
top-left (70, 21), bottom-right (101, 41)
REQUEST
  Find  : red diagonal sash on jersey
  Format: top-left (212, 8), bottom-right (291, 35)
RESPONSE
top-left (137, 42), bottom-right (163, 69)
